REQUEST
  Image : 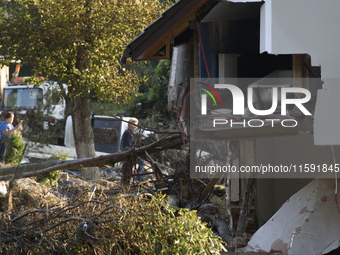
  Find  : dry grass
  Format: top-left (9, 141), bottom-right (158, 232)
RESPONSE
top-left (0, 177), bottom-right (225, 254)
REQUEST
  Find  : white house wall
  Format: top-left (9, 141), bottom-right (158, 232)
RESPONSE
top-left (0, 65), bottom-right (9, 92)
top-left (260, 0), bottom-right (340, 145)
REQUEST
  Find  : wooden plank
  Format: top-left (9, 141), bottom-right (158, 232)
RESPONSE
top-left (239, 140), bottom-right (255, 194)
top-left (230, 157), bottom-right (239, 202)
top-left (147, 36), bottom-right (171, 60)
top-left (292, 54), bottom-right (309, 89)
top-left (292, 54), bottom-right (310, 117)
top-left (192, 23), bottom-right (201, 111)
top-left (147, 18), bottom-right (191, 60)
top-left (193, 26), bottom-right (199, 78)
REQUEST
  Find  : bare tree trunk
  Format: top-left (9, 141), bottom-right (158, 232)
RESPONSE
top-left (72, 94), bottom-right (100, 180)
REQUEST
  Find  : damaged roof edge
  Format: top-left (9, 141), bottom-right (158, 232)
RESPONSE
top-left (120, 0), bottom-right (212, 64)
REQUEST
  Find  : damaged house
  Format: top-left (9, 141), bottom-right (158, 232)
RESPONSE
top-left (121, 0), bottom-right (340, 254)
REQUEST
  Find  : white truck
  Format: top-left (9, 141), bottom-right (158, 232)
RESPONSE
top-left (1, 77), bottom-right (67, 145)
top-left (2, 77), bottom-right (66, 118)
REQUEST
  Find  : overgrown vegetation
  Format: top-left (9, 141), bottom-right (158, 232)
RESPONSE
top-left (0, 190), bottom-right (226, 254)
top-left (91, 60), bottom-right (174, 122)
top-left (0, 0), bottom-right (171, 178)
top-left (37, 152), bottom-right (69, 187)
top-left (4, 132), bottom-right (25, 164)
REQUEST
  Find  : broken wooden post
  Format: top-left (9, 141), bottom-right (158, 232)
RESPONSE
top-left (292, 54), bottom-right (310, 117)
top-left (235, 174), bottom-right (256, 237)
top-left (144, 151), bottom-right (166, 184)
top-left (236, 139), bottom-right (256, 237)
top-left (121, 158), bottom-right (134, 186)
top-left (197, 177), bottom-right (219, 204)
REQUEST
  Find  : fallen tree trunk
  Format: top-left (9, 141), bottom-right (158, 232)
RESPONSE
top-left (0, 134), bottom-right (185, 181)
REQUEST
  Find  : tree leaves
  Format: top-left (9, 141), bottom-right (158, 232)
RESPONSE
top-left (0, 0), bottom-right (169, 104)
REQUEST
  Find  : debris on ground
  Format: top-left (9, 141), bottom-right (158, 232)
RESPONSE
top-left (0, 173), bottom-right (227, 254)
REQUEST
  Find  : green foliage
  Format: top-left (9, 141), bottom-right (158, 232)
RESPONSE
top-left (4, 132), bottom-right (25, 164)
top-left (38, 152), bottom-right (68, 187)
top-left (132, 60), bottom-right (172, 119)
top-left (0, 0), bottom-right (170, 162)
top-left (90, 100), bottom-right (124, 116)
top-left (93, 60), bottom-right (172, 119)
top-left (90, 59), bottom-right (173, 125)
top-left (0, 0), bottom-right (170, 104)
top-left (124, 194), bottom-right (225, 254)
top-left (106, 194), bottom-right (226, 254)
top-left (1, 193), bottom-right (226, 254)
top-left (38, 169), bottom-right (61, 187)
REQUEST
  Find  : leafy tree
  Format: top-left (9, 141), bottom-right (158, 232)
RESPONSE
top-left (120, 60), bottom-right (172, 120)
top-left (0, 0), bottom-right (169, 179)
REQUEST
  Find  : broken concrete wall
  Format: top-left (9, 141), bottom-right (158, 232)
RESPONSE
top-left (256, 134), bottom-right (340, 222)
top-left (257, 178), bottom-right (312, 225)
top-left (241, 172), bottom-right (340, 254)
top-left (260, 0), bottom-right (340, 145)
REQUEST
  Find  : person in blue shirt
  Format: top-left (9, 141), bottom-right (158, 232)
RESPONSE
top-left (121, 117), bottom-right (144, 181)
top-left (0, 112), bottom-right (22, 163)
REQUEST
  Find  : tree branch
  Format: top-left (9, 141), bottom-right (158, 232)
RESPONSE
top-left (0, 134), bottom-right (185, 181)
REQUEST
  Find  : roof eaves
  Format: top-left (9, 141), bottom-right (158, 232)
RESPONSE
top-left (121, 0), bottom-right (210, 64)
top-left (128, 0), bottom-right (187, 49)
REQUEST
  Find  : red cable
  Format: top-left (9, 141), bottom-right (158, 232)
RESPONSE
top-left (195, 21), bottom-right (210, 79)
top-left (304, 63), bottom-right (323, 89)
top-left (335, 194), bottom-right (340, 214)
top-left (182, 21), bottom-right (211, 118)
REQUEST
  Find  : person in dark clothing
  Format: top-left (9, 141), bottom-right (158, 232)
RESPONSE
top-left (121, 117), bottom-right (144, 181)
